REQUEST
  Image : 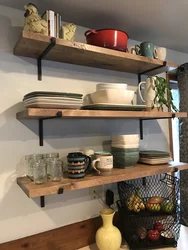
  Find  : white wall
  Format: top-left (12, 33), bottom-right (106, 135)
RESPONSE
top-left (0, 5), bottom-right (187, 243)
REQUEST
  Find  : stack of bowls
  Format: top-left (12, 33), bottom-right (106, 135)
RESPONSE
top-left (90, 83), bottom-right (134, 105)
top-left (111, 134), bottom-right (140, 168)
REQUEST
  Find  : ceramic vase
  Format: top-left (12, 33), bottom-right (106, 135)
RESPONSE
top-left (96, 208), bottom-right (122, 250)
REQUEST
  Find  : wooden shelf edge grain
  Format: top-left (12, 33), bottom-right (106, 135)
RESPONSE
top-left (16, 108), bottom-right (187, 120)
top-left (14, 31), bottom-right (178, 75)
top-left (17, 162), bottom-right (188, 198)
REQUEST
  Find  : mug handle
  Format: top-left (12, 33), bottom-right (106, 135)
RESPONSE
top-left (135, 45), bottom-right (141, 55)
top-left (131, 47), bottom-right (137, 54)
top-left (154, 48), bottom-right (158, 59)
top-left (92, 159), bottom-right (100, 174)
top-left (84, 155), bottom-right (91, 171)
top-left (138, 81), bottom-right (146, 103)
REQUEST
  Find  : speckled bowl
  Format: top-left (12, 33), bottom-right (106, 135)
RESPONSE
top-left (113, 155), bottom-right (139, 168)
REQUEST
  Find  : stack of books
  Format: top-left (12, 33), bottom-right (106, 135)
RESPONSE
top-left (42, 10), bottom-right (62, 38)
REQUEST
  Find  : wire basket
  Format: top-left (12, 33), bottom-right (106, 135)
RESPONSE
top-left (117, 174), bottom-right (180, 250)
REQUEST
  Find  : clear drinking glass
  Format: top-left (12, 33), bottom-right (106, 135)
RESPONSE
top-left (26, 154), bottom-right (43, 179)
top-left (33, 159), bottom-right (47, 184)
top-left (48, 158), bottom-right (63, 182)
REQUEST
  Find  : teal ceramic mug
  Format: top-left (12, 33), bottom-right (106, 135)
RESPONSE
top-left (135, 42), bottom-right (154, 58)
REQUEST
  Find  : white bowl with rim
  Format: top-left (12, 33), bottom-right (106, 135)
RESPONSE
top-left (90, 89), bottom-right (134, 105)
top-left (96, 83), bottom-right (127, 91)
top-left (112, 134), bottom-right (139, 144)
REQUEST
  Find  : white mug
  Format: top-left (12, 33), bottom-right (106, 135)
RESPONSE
top-left (138, 77), bottom-right (158, 108)
top-left (154, 47), bottom-right (166, 61)
top-left (92, 152), bottom-right (113, 175)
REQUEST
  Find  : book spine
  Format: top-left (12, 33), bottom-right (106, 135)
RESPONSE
top-left (59, 15), bottom-right (62, 38)
top-left (49, 10), bottom-right (55, 37)
top-left (56, 13), bottom-right (59, 38)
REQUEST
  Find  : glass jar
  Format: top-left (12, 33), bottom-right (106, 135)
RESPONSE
top-left (48, 158), bottom-right (63, 182)
top-left (33, 159), bottom-right (47, 185)
top-left (44, 152), bottom-right (59, 176)
top-left (26, 154), bottom-right (43, 179)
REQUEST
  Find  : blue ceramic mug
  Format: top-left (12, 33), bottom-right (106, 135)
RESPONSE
top-left (135, 42), bottom-right (154, 58)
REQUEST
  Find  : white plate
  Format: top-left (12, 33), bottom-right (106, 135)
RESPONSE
top-left (82, 103), bottom-right (146, 111)
top-left (24, 96), bottom-right (83, 102)
top-left (24, 99), bottom-right (82, 104)
top-left (139, 157), bottom-right (172, 165)
top-left (24, 101), bottom-right (82, 109)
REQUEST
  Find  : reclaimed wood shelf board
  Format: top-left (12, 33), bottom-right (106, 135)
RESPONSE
top-left (16, 108), bottom-right (187, 120)
top-left (17, 162), bottom-right (188, 198)
top-left (14, 31), bottom-right (177, 75)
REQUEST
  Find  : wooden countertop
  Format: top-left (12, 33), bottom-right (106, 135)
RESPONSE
top-left (78, 244), bottom-right (176, 250)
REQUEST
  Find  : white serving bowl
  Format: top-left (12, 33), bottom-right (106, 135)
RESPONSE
top-left (96, 83), bottom-right (127, 91)
top-left (112, 134), bottom-right (139, 144)
top-left (111, 143), bottom-right (139, 149)
top-left (90, 89), bottom-right (134, 105)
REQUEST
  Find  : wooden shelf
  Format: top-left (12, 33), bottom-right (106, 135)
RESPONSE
top-left (16, 108), bottom-right (187, 120)
top-left (14, 31), bottom-right (178, 75)
top-left (17, 162), bottom-right (188, 198)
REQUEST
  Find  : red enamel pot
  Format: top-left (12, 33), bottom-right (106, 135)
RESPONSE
top-left (85, 29), bottom-right (129, 52)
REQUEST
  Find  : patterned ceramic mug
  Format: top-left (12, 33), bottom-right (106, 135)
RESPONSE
top-left (67, 152), bottom-right (91, 179)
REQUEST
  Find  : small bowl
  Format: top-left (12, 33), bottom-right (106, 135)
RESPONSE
top-left (111, 143), bottom-right (139, 149)
top-left (113, 155), bottom-right (139, 168)
top-left (96, 83), bottom-right (127, 91)
top-left (112, 134), bottom-right (139, 143)
top-left (90, 89), bottom-right (134, 105)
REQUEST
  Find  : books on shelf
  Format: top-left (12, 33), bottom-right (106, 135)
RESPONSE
top-left (42, 10), bottom-right (62, 38)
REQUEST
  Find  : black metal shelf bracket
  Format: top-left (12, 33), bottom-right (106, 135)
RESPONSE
top-left (139, 113), bottom-right (177, 140)
top-left (38, 37), bottom-right (56, 81)
top-left (40, 187), bottom-right (64, 207)
top-left (40, 196), bottom-right (45, 207)
top-left (39, 111), bottom-right (62, 146)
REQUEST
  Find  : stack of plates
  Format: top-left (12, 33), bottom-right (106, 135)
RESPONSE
top-left (23, 91), bottom-right (83, 109)
top-left (139, 150), bottom-right (172, 165)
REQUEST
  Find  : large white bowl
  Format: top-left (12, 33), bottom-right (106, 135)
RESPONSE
top-left (90, 89), bottom-right (134, 105)
top-left (111, 134), bottom-right (139, 144)
top-left (96, 83), bottom-right (127, 91)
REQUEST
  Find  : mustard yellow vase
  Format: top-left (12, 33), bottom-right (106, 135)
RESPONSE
top-left (96, 208), bottom-right (122, 250)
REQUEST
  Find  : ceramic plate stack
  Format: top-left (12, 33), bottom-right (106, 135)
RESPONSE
top-left (23, 91), bottom-right (83, 109)
top-left (111, 134), bottom-right (140, 168)
top-left (139, 150), bottom-right (172, 165)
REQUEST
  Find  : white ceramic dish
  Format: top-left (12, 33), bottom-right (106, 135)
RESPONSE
top-left (24, 96), bottom-right (83, 102)
top-left (24, 101), bottom-right (82, 109)
top-left (82, 103), bottom-right (146, 111)
top-left (112, 135), bottom-right (139, 144)
top-left (90, 89), bottom-right (134, 105)
top-left (96, 83), bottom-right (127, 91)
top-left (111, 143), bottom-right (139, 149)
top-left (139, 157), bottom-right (172, 165)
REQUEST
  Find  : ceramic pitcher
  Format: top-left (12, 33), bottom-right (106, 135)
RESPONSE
top-left (138, 77), bottom-right (158, 108)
